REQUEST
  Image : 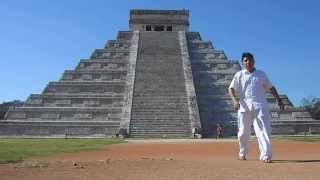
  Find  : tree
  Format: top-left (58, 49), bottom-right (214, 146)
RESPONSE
top-left (0, 100), bottom-right (24, 119)
top-left (301, 96), bottom-right (320, 120)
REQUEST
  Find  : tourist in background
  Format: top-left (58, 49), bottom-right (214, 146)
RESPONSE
top-left (216, 124), bottom-right (223, 139)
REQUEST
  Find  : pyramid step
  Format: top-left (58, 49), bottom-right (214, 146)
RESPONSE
top-left (5, 107), bottom-right (122, 121)
top-left (90, 49), bottom-right (130, 59)
top-left (129, 134), bottom-right (191, 138)
top-left (117, 31), bottom-right (133, 40)
top-left (43, 81), bottom-right (126, 94)
top-left (24, 94), bottom-right (125, 108)
top-left (129, 129), bottom-right (191, 133)
top-left (130, 123), bottom-right (190, 126)
top-left (61, 70), bottom-right (127, 81)
top-left (130, 126), bottom-right (191, 129)
top-left (131, 112), bottom-right (189, 115)
top-left (76, 59), bottom-right (129, 71)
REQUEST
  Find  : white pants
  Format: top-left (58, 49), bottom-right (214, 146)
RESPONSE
top-left (237, 108), bottom-right (272, 160)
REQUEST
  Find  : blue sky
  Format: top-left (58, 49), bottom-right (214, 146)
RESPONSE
top-left (0, 0), bottom-right (319, 106)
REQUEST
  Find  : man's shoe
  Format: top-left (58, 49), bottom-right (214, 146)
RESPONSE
top-left (263, 159), bottom-right (272, 163)
top-left (238, 156), bottom-right (246, 160)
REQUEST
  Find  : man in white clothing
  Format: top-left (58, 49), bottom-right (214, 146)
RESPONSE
top-left (228, 52), bottom-right (284, 163)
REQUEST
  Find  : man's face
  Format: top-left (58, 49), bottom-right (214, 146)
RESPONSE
top-left (242, 57), bottom-right (254, 72)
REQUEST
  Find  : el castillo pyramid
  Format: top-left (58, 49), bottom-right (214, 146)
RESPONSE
top-left (1, 9), bottom-right (319, 138)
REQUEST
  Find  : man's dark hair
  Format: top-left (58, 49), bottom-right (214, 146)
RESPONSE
top-left (241, 52), bottom-right (255, 62)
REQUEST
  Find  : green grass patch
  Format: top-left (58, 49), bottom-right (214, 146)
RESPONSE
top-left (275, 135), bottom-right (320, 142)
top-left (0, 138), bottom-right (125, 164)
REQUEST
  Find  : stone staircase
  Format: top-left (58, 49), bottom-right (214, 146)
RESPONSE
top-left (129, 32), bottom-right (192, 138)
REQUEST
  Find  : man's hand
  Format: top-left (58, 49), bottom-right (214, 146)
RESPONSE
top-left (233, 99), bottom-right (240, 110)
top-left (270, 87), bottom-right (285, 111)
top-left (229, 88), bottom-right (240, 110)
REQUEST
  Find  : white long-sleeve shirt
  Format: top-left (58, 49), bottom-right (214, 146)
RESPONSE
top-left (229, 69), bottom-right (273, 112)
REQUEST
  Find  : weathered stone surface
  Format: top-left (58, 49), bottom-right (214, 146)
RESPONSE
top-left (119, 31), bottom-right (139, 136)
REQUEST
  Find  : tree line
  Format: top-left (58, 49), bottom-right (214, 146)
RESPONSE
top-left (300, 96), bottom-right (320, 120)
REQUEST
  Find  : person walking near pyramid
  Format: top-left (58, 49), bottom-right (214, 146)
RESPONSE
top-left (228, 52), bottom-right (284, 163)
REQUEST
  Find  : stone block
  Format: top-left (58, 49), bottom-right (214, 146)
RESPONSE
top-left (83, 100), bottom-right (100, 107)
top-left (271, 112), bottom-right (279, 118)
top-left (55, 99), bottom-right (71, 105)
top-left (73, 113), bottom-right (93, 119)
top-left (8, 112), bottom-right (26, 119)
top-left (41, 113), bottom-right (60, 119)
top-left (67, 127), bottom-right (91, 135)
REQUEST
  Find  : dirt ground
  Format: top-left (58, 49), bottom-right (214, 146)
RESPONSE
top-left (0, 138), bottom-right (319, 180)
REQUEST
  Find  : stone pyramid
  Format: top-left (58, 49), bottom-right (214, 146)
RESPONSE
top-left (1, 9), bottom-right (319, 138)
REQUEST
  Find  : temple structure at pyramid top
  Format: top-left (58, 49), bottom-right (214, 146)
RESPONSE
top-left (1, 9), bottom-right (319, 138)
top-left (129, 9), bottom-right (190, 31)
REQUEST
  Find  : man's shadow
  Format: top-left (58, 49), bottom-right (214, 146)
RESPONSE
top-left (272, 160), bottom-right (320, 163)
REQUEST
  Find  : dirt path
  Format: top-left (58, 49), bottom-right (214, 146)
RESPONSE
top-left (1, 139), bottom-right (319, 180)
